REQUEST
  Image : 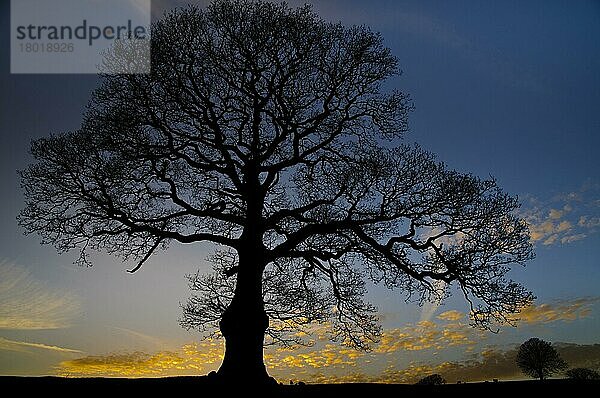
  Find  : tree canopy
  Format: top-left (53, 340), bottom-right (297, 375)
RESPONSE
top-left (19, 0), bottom-right (535, 381)
top-left (516, 338), bottom-right (568, 380)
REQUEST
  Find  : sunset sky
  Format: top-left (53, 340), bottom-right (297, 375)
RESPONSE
top-left (1, 0), bottom-right (599, 382)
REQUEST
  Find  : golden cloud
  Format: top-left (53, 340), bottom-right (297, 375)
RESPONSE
top-left (375, 320), bottom-right (476, 353)
top-left (303, 372), bottom-right (374, 384)
top-left (53, 295), bottom-right (598, 380)
top-left (54, 327), bottom-right (600, 383)
top-left (267, 344), bottom-right (364, 370)
top-left (0, 260), bottom-right (80, 330)
top-left (0, 337), bottom-right (82, 354)
top-left (518, 298), bottom-right (598, 324)
top-left (437, 310), bottom-right (464, 322)
top-left (58, 340), bottom-right (223, 377)
top-left (58, 339), bottom-right (365, 378)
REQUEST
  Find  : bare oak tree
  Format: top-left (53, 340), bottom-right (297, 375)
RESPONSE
top-left (19, 0), bottom-right (534, 383)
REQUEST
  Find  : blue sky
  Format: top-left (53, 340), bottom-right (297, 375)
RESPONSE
top-left (1, 0), bottom-right (599, 382)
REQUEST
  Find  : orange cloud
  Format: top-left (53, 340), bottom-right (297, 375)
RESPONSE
top-left (517, 298), bottom-right (598, 324)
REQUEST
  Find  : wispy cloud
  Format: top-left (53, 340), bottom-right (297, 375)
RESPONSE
top-left (0, 260), bottom-right (81, 330)
top-left (420, 297), bottom-right (596, 330)
top-left (517, 298), bottom-right (598, 324)
top-left (110, 326), bottom-right (167, 350)
top-left (523, 182), bottom-right (600, 246)
top-left (0, 337), bottom-right (82, 354)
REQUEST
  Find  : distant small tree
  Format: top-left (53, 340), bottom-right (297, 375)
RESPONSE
top-left (416, 374), bottom-right (446, 385)
top-left (565, 368), bottom-right (600, 380)
top-left (516, 338), bottom-right (567, 380)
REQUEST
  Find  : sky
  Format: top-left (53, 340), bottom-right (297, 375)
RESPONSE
top-left (1, 0), bottom-right (600, 383)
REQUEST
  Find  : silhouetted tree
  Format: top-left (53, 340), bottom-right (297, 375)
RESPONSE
top-left (565, 368), bottom-right (600, 380)
top-left (416, 374), bottom-right (446, 385)
top-left (19, 0), bottom-right (534, 384)
top-left (516, 338), bottom-right (567, 380)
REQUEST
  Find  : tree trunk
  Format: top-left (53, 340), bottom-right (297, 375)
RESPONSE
top-left (215, 164), bottom-right (272, 384)
top-left (216, 244), bottom-right (271, 384)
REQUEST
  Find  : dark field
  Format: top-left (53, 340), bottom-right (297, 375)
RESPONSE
top-left (1, 376), bottom-right (597, 395)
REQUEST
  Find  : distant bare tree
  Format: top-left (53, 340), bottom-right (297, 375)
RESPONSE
top-left (517, 338), bottom-right (568, 380)
top-left (19, 0), bottom-right (534, 384)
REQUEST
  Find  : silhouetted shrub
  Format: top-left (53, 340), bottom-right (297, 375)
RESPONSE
top-left (416, 374), bottom-right (446, 385)
top-left (565, 368), bottom-right (600, 380)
